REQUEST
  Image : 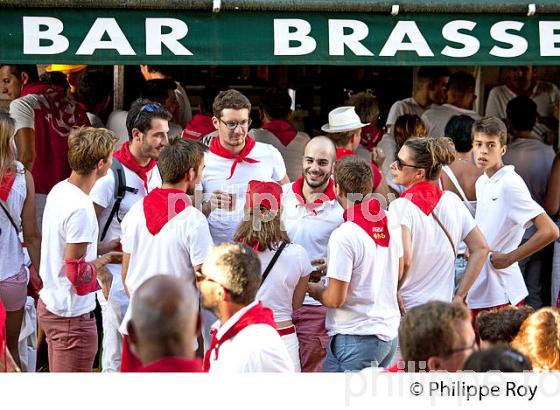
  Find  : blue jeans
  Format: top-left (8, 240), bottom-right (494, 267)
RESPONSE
top-left (323, 334), bottom-right (397, 372)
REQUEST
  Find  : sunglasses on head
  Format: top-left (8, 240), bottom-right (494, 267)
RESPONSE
top-left (132, 103), bottom-right (165, 128)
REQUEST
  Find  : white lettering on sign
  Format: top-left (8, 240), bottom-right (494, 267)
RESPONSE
top-left (23, 17), bottom-right (69, 55)
top-left (76, 18), bottom-right (135, 55)
top-left (274, 19), bottom-right (317, 55)
top-left (489, 21), bottom-right (528, 57)
top-left (328, 20), bottom-right (374, 56)
top-left (146, 18), bottom-right (192, 55)
top-left (441, 20), bottom-right (480, 58)
top-left (540, 21), bottom-right (560, 56)
top-left (379, 21), bottom-right (434, 57)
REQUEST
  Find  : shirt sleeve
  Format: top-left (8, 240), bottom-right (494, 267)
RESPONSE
top-left (297, 246), bottom-right (314, 278)
top-left (120, 205), bottom-right (136, 254)
top-left (506, 176), bottom-right (545, 229)
top-left (326, 227), bottom-right (354, 283)
top-left (458, 199), bottom-right (477, 241)
top-left (90, 169), bottom-right (115, 209)
top-left (270, 146), bottom-right (287, 182)
top-left (388, 198), bottom-right (413, 231)
top-left (9, 96), bottom-right (35, 132)
top-left (65, 207), bottom-right (97, 244)
top-left (386, 101), bottom-right (403, 127)
top-left (187, 214), bottom-right (214, 266)
top-left (485, 87), bottom-right (502, 118)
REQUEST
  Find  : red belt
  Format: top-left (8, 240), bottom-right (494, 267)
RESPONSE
top-left (277, 325), bottom-right (296, 337)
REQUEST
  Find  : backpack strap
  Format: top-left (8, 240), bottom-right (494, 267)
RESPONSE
top-left (260, 241), bottom-right (288, 287)
top-left (100, 158), bottom-right (138, 241)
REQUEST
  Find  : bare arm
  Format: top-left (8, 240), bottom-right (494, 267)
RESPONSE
top-left (21, 171), bottom-right (41, 270)
top-left (454, 226), bottom-right (489, 303)
top-left (292, 275), bottom-right (310, 311)
top-left (121, 252), bottom-right (131, 298)
top-left (307, 278), bottom-right (349, 308)
top-left (14, 128), bottom-right (35, 171)
top-left (544, 154), bottom-right (560, 216)
top-left (398, 225), bottom-right (413, 289)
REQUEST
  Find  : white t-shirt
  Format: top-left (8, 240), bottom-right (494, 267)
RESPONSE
top-left (386, 97), bottom-right (426, 127)
top-left (208, 301), bottom-right (294, 373)
top-left (201, 142), bottom-right (287, 244)
top-left (422, 104), bottom-right (480, 139)
top-left (106, 111), bottom-right (130, 145)
top-left (38, 180), bottom-right (99, 317)
top-left (119, 201), bottom-right (213, 334)
top-left (389, 191), bottom-right (477, 310)
top-left (325, 216), bottom-right (402, 340)
top-left (281, 182), bottom-right (344, 305)
top-left (255, 243), bottom-right (313, 322)
top-left (0, 162), bottom-right (26, 281)
top-left (467, 166), bottom-right (544, 309)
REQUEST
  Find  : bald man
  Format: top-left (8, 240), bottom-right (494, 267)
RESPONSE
top-left (281, 136), bottom-right (345, 372)
top-left (127, 275), bottom-right (202, 372)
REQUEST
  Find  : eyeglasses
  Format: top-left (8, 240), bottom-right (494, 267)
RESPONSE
top-left (219, 118), bottom-right (252, 130)
top-left (445, 339), bottom-right (478, 357)
top-left (394, 156), bottom-right (424, 171)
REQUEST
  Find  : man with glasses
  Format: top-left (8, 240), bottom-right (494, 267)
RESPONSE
top-left (89, 98), bottom-right (171, 372)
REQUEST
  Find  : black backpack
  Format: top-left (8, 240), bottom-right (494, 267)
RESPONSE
top-left (99, 158), bottom-right (139, 241)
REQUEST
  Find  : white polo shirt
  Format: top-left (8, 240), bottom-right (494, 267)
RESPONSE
top-left (389, 191), bottom-right (477, 310)
top-left (467, 166), bottom-right (544, 309)
top-left (386, 97), bottom-right (426, 127)
top-left (325, 216), bottom-right (402, 341)
top-left (255, 244), bottom-right (313, 322)
top-left (422, 104), bottom-right (480, 139)
top-left (201, 142), bottom-right (286, 244)
top-left (39, 180), bottom-right (99, 317)
top-left (208, 301), bottom-right (294, 373)
top-left (119, 200), bottom-right (213, 334)
top-left (281, 182), bottom-right (344, 306)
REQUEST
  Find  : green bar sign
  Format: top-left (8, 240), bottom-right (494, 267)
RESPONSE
top-left (2, 8), bottom-right (560, 65)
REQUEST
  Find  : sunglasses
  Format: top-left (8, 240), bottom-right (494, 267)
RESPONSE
top-left (132, 103), bottom-right (165, 128)
top-left (394, 156), bottom-right (424, 171)
top-left (219, 118), bottom-right (252, 130)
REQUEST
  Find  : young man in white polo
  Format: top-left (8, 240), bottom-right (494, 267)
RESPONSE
top-left (119, 137), bottom-right (213, 372)
top-left (468, 116), bottom-right (559, 322)
top-left (38, 127), bottom-right (120, 372)
top-left (308, 156), bottom-right (402, 372)
top-left (281, 136), bottom-right (344, 372)
top-left (90, 98), bottom-right (171, 372)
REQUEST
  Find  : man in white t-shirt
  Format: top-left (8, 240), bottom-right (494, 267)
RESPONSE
top-left (90, 98), bottom-right (171, 372)
top-left (38, 127), bottom-right (120, 372)
top-left (422, 71), bottom-right (480, 139)
top-left (199, 242), bottom-right (293, 373)
top-left (468, 117), bottom-right (559, 321)
top-left (119, 138), bottom-right (213, 372)
top-left (281, 136), bottom-right (344, 372)
top-left (308, 156), bottom-right (402, 372)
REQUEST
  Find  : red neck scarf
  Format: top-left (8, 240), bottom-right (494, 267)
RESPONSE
top-left (336, 147), bottom-right (354, 160)
top-left (0, 169), bottom-right (16, 202)
top-left (143, 188), bottom-right (191, 235)
top-left (114, 142), bottom-right (157, 191)
top-left (203, 302), bottom-right (276, 372)
top-left (209, 135), bottom-right (260, 180)
top-left (401, 181), bottom-right (443, 216)
top-left (291, 176), bottom-right (336, 215)
top-left (138, 357), bottom-right (203, 373)
top-left (182, 114), bottom-right (215, 140)
top-left (262, 119), bottom-right (298, 147)
top-left (343, 198), bottom-right (390, 247)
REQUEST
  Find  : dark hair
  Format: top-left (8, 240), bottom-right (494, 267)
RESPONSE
top-left (448, 71), bottom-right (475, 95)
top-left (75, 70), bottom-right (112, 111)
top-left (417, 66), bottom-right (451, 83)
top-left (261, 88), bottom-right (292, 119)
top-left (334, 155), bottom-right (373, 197)
top-left (506, 95), bottom-right (537, 132)
top-left (0, 64), bottom-right (39, 83)
top-left (403, 137), bottom-right (456, 181)
top-left (476, 305), bottom-right (535, 345)
top-left (200, 86), bottom-right (221, 116)
top-left (140, 78), bottom-right (177, 103)
top-left (126, 98), bottom-right (172, 141)
top-left (445, 115), bottom-right (476, 153)
top-left (158, 137), bottom-right (206, 184)
top-left (143, 65), bottom-right (176, 78)
top-left (212, 89), bottom-right (251, 118)
top-left (394, 114), bottom-right (427, 151)
top-left (462, 346), bottom-right (532, 372)
top-left (472, 116), bottom-right (507, 146)
top-left (39, 71), bottom-right (68, 91)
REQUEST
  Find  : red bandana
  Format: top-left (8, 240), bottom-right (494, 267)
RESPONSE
top-left (143, 188), bottom-right (191, 235)
top-left (113, 142), bottom-right (157, 191)
top-left (343, 198), bottom-right (390, 247)
top-left (291, 176), bottom-right (336, 215)
top-left (0, 169), bottom-right (16, 202)
top-left (138, 357), bottom-right (203, 373)
top-left (401, 181), bottom-right (443, 216)
top-left (360, 123), bottom-right (382, 151)
top-left (262, 119), bottom-right (298, 147)
top-left (209, 135), bottom-right (260, 180)
top-left (182, 114), bottom-right (215, 140)
top-left (203, 302), bottom-right (276, 372)
top-left (336, 147), bottom-right (354, 161)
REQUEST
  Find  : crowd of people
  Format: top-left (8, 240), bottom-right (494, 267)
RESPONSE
top-left (1, 63), bottom-right (560, 373)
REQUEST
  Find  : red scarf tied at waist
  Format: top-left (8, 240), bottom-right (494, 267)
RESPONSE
top-left (291, 176), bottom-right (335, 215)
top-left (262, 119), bottom-right (298, 147)
top-left (343, 197), bottom-right (390, 247)
top-left (401, 181), bottom-right (443, 216)
top-left (209, 136), bottom-right (260, 180)
top-left (203, 302), bottom-right (276, 372)
top-left (143, 188), bottom-right (191, 235)
top-left (113, 142), bottom-right (157, 191)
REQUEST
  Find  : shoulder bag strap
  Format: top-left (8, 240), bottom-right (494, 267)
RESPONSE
top-left (260, 241), bottom-right (288, 286)
top-left (0, 199), bottom-right (19, 234)
top-left (431, 211), bottom-right (457, 258)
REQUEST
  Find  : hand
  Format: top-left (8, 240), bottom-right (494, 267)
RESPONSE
top-left (98, 239), bottom-right (122, 254)
top-left (371, 147), bottom-right (385, 168)
top-left (309, 257), bottom-right (327, 282)
top-left (307, 282), bottom-right (324, 301)
top-left (96, 265), bottom-right (113, 301)
top-left (93, 251), bottom-right (123, 269)
top-left (397, 291), bottom-right (406, 316)
top-left (490, 252), bottom-right (513, 270)
top-left (210, 190), bottom-right (234, 211)
top-left (452, 294), bottom-right (466, 305)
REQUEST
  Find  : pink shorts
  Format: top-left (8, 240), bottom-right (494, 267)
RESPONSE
top-left (0, 267), bottom-right (27, 312)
